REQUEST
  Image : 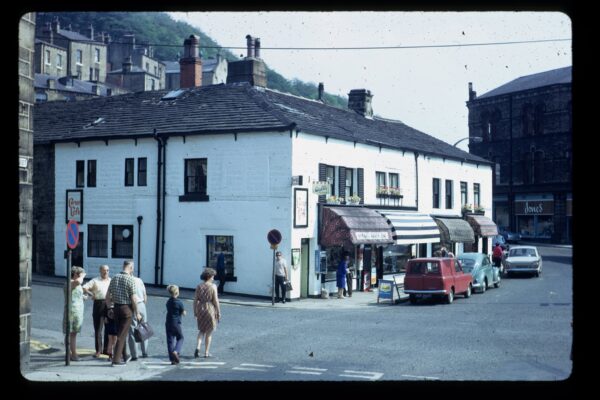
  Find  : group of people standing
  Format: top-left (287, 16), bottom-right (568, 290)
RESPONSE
top-left (63, 261), bottom-right (221, 366)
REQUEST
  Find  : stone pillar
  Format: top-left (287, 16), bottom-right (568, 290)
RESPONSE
top-left (19, 12), bottom-right (35, 372)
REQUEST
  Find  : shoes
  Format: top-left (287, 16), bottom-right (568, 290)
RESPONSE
top-left (141, 354), bottom-right (148, 359)
top-left (171, 352), bottom-right (180, 364)
top-left (130, 357), bottom-right (138, 361)
top-left (194, 349), bottom-right (199, 358)
top-left (204, 353), bottom-right (213, 358)
top-left (282, 299), bottom-right (286, 304)
top-left (70, 356), bottom-right (79, 362)
top-left (93, 352), bottom-right (101, 358)
top-left (112, 361), bottom-right (126, 366)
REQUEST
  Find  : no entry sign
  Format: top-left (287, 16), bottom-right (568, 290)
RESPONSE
top-left (66, 219), bottom-right (79, 249)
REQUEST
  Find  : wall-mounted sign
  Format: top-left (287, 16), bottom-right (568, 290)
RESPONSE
top-left (294, 188), bottom-right (309, 228)
top-left (291, 175), bottom-right (303, 186)
top-left (312, 181), bottom-right (329, 195)
top-left (66, 189), bottom-right (83, 223)
top-left (291, 248), bottom-right (300, 270)
top-left (515, 200), bottom-right (554, 215)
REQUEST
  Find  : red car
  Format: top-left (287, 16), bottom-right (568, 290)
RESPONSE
top-left (404, 258), bottom-right (473, 304)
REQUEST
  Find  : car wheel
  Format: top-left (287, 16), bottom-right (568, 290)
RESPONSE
top-left (534, 271), bottom-right (540, 277)
top-left (446, 289), bottom-right (454, 304)
top-left (464, 284), bottom-right (472, 298)
top-left (481, 279), bottom-right (487, 293)
top-left (494, 276), bottom-right (500, 288)
top-left (409, 294), bottom-right (417, 304)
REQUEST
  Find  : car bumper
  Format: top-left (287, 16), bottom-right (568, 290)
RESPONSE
top-left (404, 289), bottom-right (447, 295)
top-left (505, 267), bottom-right (539, 273)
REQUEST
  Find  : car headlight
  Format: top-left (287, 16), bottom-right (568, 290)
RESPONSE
top-left (531, 262), bottom-right (539, 268)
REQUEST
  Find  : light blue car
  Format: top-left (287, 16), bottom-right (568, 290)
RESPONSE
top-left (456, 253), bottom-right (501, 293)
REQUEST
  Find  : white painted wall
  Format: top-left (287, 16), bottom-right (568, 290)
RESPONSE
top-left (53, 127), bottom-right (493, 297)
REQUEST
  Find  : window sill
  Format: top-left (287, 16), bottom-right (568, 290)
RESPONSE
top-left (179, 194), bottom-right (210, 202)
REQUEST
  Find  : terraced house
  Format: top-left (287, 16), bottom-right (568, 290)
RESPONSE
top-left (33, 35), bottom-right (495, 299)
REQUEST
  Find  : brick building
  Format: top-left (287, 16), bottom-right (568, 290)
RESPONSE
top-left (466, 66), bottom-right (572, 243)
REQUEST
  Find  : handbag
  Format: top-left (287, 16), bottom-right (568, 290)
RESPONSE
top-left (285, 280), bottom-right (293, 291)
top-left (133, 320), bottom-right (154, 343)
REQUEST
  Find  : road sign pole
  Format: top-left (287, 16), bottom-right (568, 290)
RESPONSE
top-left (65, 249), bottom-right (71, 366)
top-left (272, 248), bottom-right (276, 306)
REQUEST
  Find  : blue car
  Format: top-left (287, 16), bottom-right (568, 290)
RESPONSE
top-left (499, 228), bottom-right (521, 243)
top-left (456, 253), bottom-right (501, 293)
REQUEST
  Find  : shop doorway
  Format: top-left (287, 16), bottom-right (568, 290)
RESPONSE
top-left (300, 239), bottom-right (309, 297)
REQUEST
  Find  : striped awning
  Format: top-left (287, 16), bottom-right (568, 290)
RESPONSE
top-left (376, 210), bottom-right (441, 244)
top-left (433, 217), bottom-right (475, 243)
top-left (466, 214), bottom-right (499, 237)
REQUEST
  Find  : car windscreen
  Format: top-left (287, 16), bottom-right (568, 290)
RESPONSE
top-left (456, 258), bottom-right (475, 272)
top-left (509, 248), bottom-right (537, 257)
top-left (407, 262), bottom-right (440, 275)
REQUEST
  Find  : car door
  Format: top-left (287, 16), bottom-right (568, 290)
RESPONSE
top-left (481, 255), bottom-right (492, 282)
top-left (453, 259), bottom-right (470, 292)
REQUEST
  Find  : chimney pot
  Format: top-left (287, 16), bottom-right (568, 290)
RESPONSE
top-left (254, 38), bottom-right (261, 58)
top-left (468, 82), bottom-right (477, 100)
top-left (318, 82), bottom-right (324, 101)
top-left (246, 35), bottom-right (254, 58)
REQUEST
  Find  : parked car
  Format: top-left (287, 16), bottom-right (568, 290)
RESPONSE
top-left (404, 258), bottom-right (473, 304)
top-left (504, 246), bottom-right (543, 277)
top-left (491, 234), bottom-right (509, 250)
top-left (456, 252), bottom-right (500, 293)
top-left (499, 228), bottom-right (522, 243)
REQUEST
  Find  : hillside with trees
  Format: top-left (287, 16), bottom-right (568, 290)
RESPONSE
top-left (35, 12), bottom-right (347, 109)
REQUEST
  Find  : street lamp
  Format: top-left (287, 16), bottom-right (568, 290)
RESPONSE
top-left (453, 136), bottom-right (483, 147)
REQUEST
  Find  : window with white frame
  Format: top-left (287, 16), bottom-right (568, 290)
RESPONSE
top-left (432, 178), bottom-right (440, 209)
top-left (94, 48), bottom-right (100, 63)
top-left (45, 49), bottom-right (51, 65)
top-left (76, 49), bottom-right (83, 65)
top-left (56, 53), bottom-right (62, 69)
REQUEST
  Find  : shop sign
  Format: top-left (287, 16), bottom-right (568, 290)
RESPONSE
top-left (312, 181), bottom-right (329, 195)
top-left (515, 200), bottom-right (554, 215)
top-left (354, 231), bottom-right (392, 242)
top-left (66, 189), bottom-right (83, 223)
top-left (377, 279), bottom-right (394, 300)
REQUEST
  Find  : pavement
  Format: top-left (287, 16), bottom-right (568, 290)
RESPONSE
top-left (23, 273), bottom-right (401, 382)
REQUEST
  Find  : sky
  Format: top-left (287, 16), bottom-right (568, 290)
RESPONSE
top-left (168, 11), bottom-right (571, 150)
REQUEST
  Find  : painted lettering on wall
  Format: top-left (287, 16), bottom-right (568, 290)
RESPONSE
top-left (515, 200), bottom-right (553, 216)
top-left (524, 201), bottom-right (543, 214)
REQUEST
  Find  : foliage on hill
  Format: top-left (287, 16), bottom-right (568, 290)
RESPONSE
top-left (35, 12), bottom-right (347, 109)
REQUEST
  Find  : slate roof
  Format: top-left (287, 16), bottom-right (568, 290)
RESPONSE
top-left (34, 83), bottom-right (489, 164)
top-left (35, 73), bottom-right (117, 97)
top-left (55, 28), bottom-right (102, 44)
top-left (477, 66), bottom-right (571, 99)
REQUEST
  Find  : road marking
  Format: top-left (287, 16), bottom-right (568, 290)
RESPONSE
top-left (401, 374), bottom-right (440, 380)
top-left (286, 366), bottom-right (327, 375)
top-left (232, 363), bottom-right (274, 372)
top-left (339, 370), bottom-right (383, 380)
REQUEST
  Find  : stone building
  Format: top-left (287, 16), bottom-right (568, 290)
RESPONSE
top-left (466, 66), bottom-right (572, 243)
top-left (36, 18), bottom-right (108, 83)
top-left (19, 11), bottom-right (35, 372)
top-left (106, 34), bottom-right (165, 91)
top-left (35, 73), bottom-right (128, 103)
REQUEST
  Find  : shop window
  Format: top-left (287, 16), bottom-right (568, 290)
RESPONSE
top-left (382, 244), bottom-right (412, 274)
top-left (112, 225), bottom-right (133, 258)
top-left (206, 236), bottom-right (235, 278)
top-left (324, 246), bottom-right (355, 276)
top-left (88, 224), bottom-right (107, 257)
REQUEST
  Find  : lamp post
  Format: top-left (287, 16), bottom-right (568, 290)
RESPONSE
top-left (453, 136), bottom-right (483, 147)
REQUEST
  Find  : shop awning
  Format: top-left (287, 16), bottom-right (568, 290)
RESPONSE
top-left (466, 214), bottom-right (498, 237)
top-left (376, 210), bottom-right (441, 244)
top-left (320, 206), bottom-right (394, 248)
top-left (433, 217), bottom-right (475, 243)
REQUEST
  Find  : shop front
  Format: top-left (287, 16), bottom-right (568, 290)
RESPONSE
top-left (432, 216), bottom-right (475, 255)
top-left (319, 206), bottom-right (394, 293)
top-left (514, 196), bottom-right (555, 240)
top-left (465, 214), bottom-right (498, 254)
top-left (375, 209), bottom-right (441, 280)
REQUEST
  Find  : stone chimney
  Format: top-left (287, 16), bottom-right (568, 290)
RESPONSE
top-left (348, 89), bottom-right (373, 117)
top-left (51, 17), bottom-right (60, 33)
top-left (318, 82), bottom-right (324, 101)
top-left (227, 34), bottom-right (266, 87)
top-left (123, 56), bottom-right (132, 73)
top-left (179, 34), bottom-right (202, 88)
top-left (468, 82), bottom-right (477, 101)
top-left (86, 24), bottom-right (94, 41)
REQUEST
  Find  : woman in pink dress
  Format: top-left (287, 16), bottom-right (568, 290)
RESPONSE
top-left (193, 268), bottom-right (221, 358)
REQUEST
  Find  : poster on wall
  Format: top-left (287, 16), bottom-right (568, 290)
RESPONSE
top-left (66, 189), bottom-right (83, 224)
top-left (294, 188), bottom-right (308, 228)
